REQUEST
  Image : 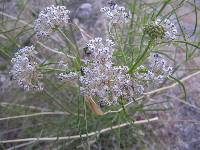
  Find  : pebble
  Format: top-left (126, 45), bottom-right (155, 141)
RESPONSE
top-left (76, 3), bottom-right (93, 20)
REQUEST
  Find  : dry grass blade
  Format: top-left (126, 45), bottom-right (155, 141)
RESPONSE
top-left (0, 112), bottom-right (71, 121)
top-left (6, 141), bottom-right (36, 150)
top-left (84, 96), bottom-right (104, 115)
top-left (164, 95), bottom-right (200, 113)
top-left (0, 11), bottom-right (33, 28)
top-left (0, 102), bottom-right (49, 112)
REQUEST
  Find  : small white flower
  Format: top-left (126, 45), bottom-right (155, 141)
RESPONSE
top-left (156, 18), bottom-right (177, 40)
top-left (134, 53), bottom-right (173, 83)
top-left (34, 5), bottom-right (70, 40)
top-left (100, 4), bottom-right (130, 24)
top-left (58, 72), bottom-right (79, 80)
top-left (80, 38), bottom-right (135, 105)
top-left (10, 46), bottom-right (43, 91)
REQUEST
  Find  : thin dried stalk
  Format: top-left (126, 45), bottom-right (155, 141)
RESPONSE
top-left (0, 117), bottom-right (158, 143)
top-left (0, 112), bottom-right (70, 121)
top-left (84, 96), bottom-right (104, 115)
top-left (0, 11), bottom-right (33, 28)
top-left (0, 102), bottom-right (49, 112)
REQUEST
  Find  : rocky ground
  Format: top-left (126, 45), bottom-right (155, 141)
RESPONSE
top-left (0, 0), bottom-right (200, 149)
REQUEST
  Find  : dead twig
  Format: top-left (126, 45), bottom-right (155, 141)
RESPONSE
top-left (0, 112), bottom-right (71, 121)
top-left (0, 117), bottom-right (158, 143)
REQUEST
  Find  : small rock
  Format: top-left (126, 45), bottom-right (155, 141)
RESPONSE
top-left (76, 3), bottom-right (92, 20)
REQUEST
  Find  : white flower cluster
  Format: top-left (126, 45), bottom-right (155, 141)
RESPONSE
top-left (57, 60), bottom-right (79, 81)
top-left (156, 18), bottom-right (177, 40)
top-left (59, 72), bottom-right (79, 80)
top-left (79, 38), bottom-right (134, 105)
top-left (100, 2), bottom-right (130, 24)
top-left (134, 54), bottom-right (173, 83)
top-left (10, 46), bottom-right (43, 91)
top-left (10, 3), bottom-right (175, 107)
top-left (34, 5), bottom-right (70, 39)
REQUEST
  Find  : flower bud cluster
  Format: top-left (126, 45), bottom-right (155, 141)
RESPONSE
top-left (144, 24), bottom-right (165, 40)
top-left (34, 5), bottom-right (70, 39)
top-left (144, 18), bottom-right (177, 40)
top-left (10, 46), bottom-right (43, 91)
top-left (100, 3), bottom-right (130, 25)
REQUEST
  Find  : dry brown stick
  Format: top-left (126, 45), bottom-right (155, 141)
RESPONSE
top-left (0, 117), bottom-right (158, 144)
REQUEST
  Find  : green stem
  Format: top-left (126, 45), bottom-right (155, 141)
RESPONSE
top-left (83, 96), bottom-right (89, 149)
top-left (128, 39), bottom-right (153, 73)
top-left (173, 40), bottom-right (200, 49)
top-left (57, 28), bottom-right (82, 70)
top-left (57, 28), bottom-right (80, 57)
top-left (114, 27), bottom-right (127, 64)
top-left (38, 67), bottom-right (66, 72)
top-left (155, 0), bottom-right (172, 18)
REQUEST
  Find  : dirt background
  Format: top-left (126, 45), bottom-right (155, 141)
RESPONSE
top-left (0, 0), bottom-right (200, 150)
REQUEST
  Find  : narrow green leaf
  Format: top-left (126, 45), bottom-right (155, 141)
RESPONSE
top-left (169, 75), bottom-right (187, 101)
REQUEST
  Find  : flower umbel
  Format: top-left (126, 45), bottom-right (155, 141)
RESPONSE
top-left (134, 54), bottom-right (173, 83)
top-left (80, 38), bottom-right (134, 106)
top-left (100, 3), bottom-right (130, 25)
top-left (34, 5), bottom-right (70, 40)
top-left (10, 46), bottom-right (43, 91)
